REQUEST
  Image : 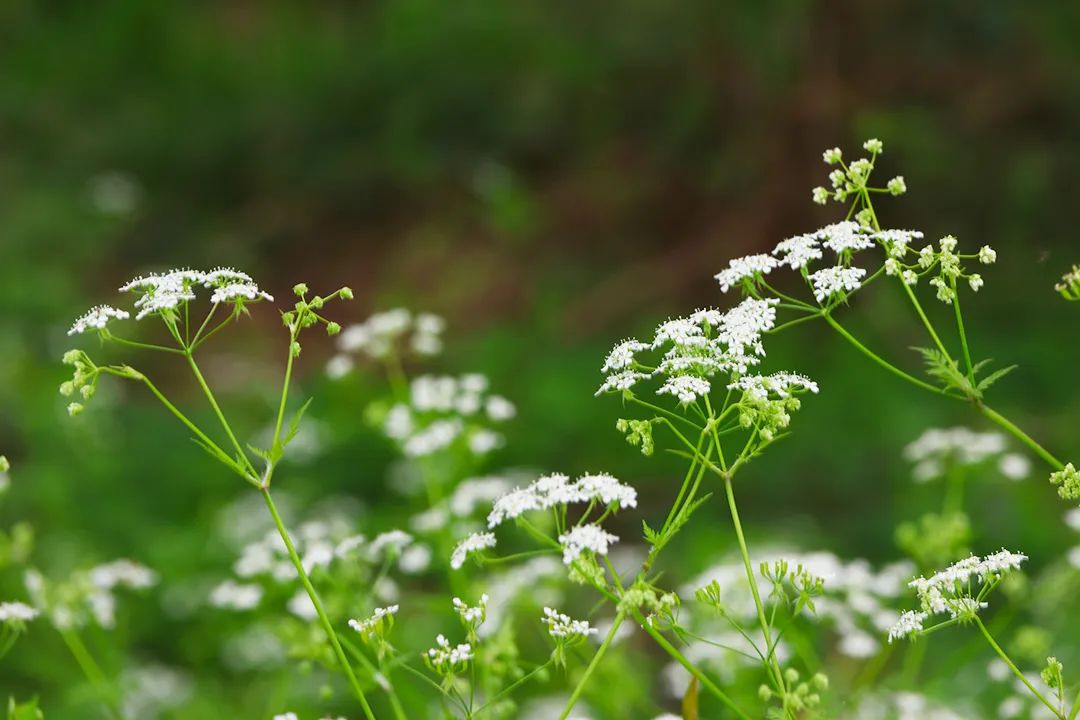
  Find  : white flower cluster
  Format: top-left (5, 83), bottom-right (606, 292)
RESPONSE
top-left (486, 472), bottom-right (637, 529)
top-left (889, 550), bottom-right (1027, 642)
top-left (813, 138), bottom-right (900, 206)
top-left (68, 305), bottom-right (131, 336)
top-left (348, 605), bottom-right (399, 639)
top-left (327, 308), bottom-right (445, 377)
top-left (714, 254), bottom-right (779, 293)
top-left (382, 374), bottom-right (514, 458)
top-left (557, 524), bottom-right (619, 565)
top-left (450, 531), bottom-right (497, 570)
top-left (0, 601), bottom-right (38, 625)
top-left (903, 426), bottom-right (1028, 482)
top-left (727, 372), bottom-right (819, 401)
top-left (426, 633), bottom-right (473, 674)
top-left (209, 580), bottom-right (264, 611)
top-left (25, 558), bottom-right (157, 630)
top-left (542, 606), bottom-right (598, 640)
top-left (887, 234), bottom-right (995, 304)
top-left (124, 267), bottom-right (272, 320)
top-left (453, 594), bottom-right (488, 629)
top-left (597, 297), bottom-right (780, 403)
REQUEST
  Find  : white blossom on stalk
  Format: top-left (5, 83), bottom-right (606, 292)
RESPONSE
top-left (68, 305), bottom-right (130, 335)
top-left (657, 375), bottom-right (711, 404)
top-left (772, 234), bottom-right (822, 270)
top-left (348, 605), bottom-right (399, 638)
top-left (887, 610), bottom-right (927, 643)
top-left (728, 372), bottom-right (819, 401)
top-left (542, 606), bottom-right (598, 640)
top-left (450, 532), bottom-right (497, 570)
top-left (426, 633), bottom-right (473, 672)
top-left (714, 254), bottom-right (779, 293)
top-left (486, 472), bottom-right (637, 528)
top-left (817, 221), bottom-right (874, 254)
top-left (0, 601), bottom-right (38, 624)
top-left (808, 266), bottom-right (866, 302)
top-left (209, 580), bottom-right (263, 611)
top-left (558, 525), bottom-right (619, 565)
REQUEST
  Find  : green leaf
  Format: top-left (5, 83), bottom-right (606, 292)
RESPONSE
top-left (642, 520), bottom-right (660, 546)
top-left (977, 364), bottom-right (1018, 393)
top-left (912, 346), bottom-right (974, 397)
top-left (283, 398), bottom-right (314, 448)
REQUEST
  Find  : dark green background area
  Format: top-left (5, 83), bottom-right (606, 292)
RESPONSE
top-left (1, 1), bottom-right (1078, 715)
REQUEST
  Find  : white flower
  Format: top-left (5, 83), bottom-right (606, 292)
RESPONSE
top-left (486, 472), bottom-right (636, 528)
top-left (450, 532), bottom-right (497, 570)
top-left (325, 354), bottom-right (354, 379)
top-left (453, 594), bottom-right (488, 626)
top-left (772, 234), bottom-right (822, 270)
top-left (887, 610), bottom-right (927, 643)
top-left (485, 395), bottom-right (516, 421)
top-left (657, 375), bottom-right (711, 404)
top-left (601, 339), bottom-right (650, 372)
top-left (68, 305), bottom-right (130, 335)
top-left (978, 245), bottom-right (997, 264)
top-left (209, 580), bottom-right (262, 611)
top-left (349, 605), bottom-right (399, 637)
top-left (863, 138), bottom-right (883, 153)
top-left (573, 473), bottom-right (638, 509)
top-left (823, 147), bottom-right (842, 164)
top-left (968, 274), bottom-right (983, 292)
top-left (89, 560), bottom-right (157, 590)
top-left (209, 282), bottom-right (273, 304)
top-left (728, 372), bottom-right (819, 400)
top-left (714, 254), bottom-right (779, 293)
top-left (0, 601), bottom-right (38, 624)
top-left (887, 176), bottom-right (906, 195)
top-left (812, 186), bottom-right (830, 205)
top-left (595, 370), bottom-right (649, 396)
top-left (542, 606), bottom-right (598, 639)
top-left (427, 634), bottom-right (473, 670)
top-left (558, 525), bottom-right (619, 564)
top-left (808, 266), bottom-right (866, 302)
top-left (998, 453), bottom-right (1030, 480)
top-left (286, 591), bottom-right (317, 621)
top-left (273, 713), bottom-right (299, 720)
top-left (817, 221), bottom-right (873, 253)
top-left (901, 269), bottom-right (918, 286)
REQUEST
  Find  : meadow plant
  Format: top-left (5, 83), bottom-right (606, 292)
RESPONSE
top-left (37, 139), bottom-right (1079, 718)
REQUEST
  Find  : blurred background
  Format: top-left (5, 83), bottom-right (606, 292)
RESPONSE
top-left (2, 1), bottom-right (1079, 715)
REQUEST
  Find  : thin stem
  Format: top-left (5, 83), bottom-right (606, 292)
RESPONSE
top-left (975, 617), bottom-right (1064, 719)
top-left (900, 281), bottom-right (952, 360)
top-left (823, 313), bottom-right (958, 397)
top-left (184, 352), bottom-right (256, 476)
top-left (272, 326), bottom-right (299, 450)
top-left (723, 475), bottom-right (786, 696)
top-left (58, 627), bottom-right (123, 720)
top-left (950, 278), bottom-right (976, 382)
top-left (633, 612), bottom-right (751, 720)
top-left (559, 613), bottom-right (625, 720)
top-left (262, 488), bottom-right (378, 720)
top-left (978, 404), bottom-right (1065, 471)
top-left (108, 335), bottom-right (185, 355)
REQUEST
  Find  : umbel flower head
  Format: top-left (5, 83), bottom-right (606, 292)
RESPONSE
top-left (887, 549), bottom-right (1026, 643)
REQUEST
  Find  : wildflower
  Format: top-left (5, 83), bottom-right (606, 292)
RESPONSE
top-left (817, 221), bottom-right (874, 254)
top-left (968, 274), bottom-right (983, 292)
top-left (728, 372), bottom-right (818, 401)
top-left (978, 245), bottom-right (997, 264)
top-left (485, 472), bottom-right (637, 528)
top-left (368, 530), bottom-right (414, 560)
top-left (558, 525), bottom-right (619, 565)
top-left (89, 560), bottom-right (157, 590)
top-left (901, 269), bottom-right (918, 286)
top-left (887, 176), bottom-right (906, 195)
top-left (929, 277), bottom-right (955, 304)
top-left (773, 234), bottom-right (822, 270)
top-left (208, 282), bottom-right (273, 305)
top-left (808, 266), bottom-right (866, 302)
top-left (68, 305), bottom-right (130, 336)
top-left (542, 606), bottom-right (598, 640)
top-left (426, 634), bottom-right (473, 674)
top-left (863, 138), bottom-right (883, 153)
top-left (450, 532), bottom-right (497, 570)
top-left (1056, 265), bottom-right (1080, 301)
top-left (823, 147), bottom-right (842, 164)
top-left (453, 594), bottom-right (488, 635)
top-left (714, 254), bottom-right (779, 293)
top-left (209, 580), bottom-right (263, 611)
top-left (812, 186), bottom-right (830, 205)
top-left (348, 605), bottom-right (399, 640)
top-left (601, 339), bottom-right (650, 373)
top-left (657, 375), bottom-right (710, 404)
top-left (0, 601), bottom-right (38, 625)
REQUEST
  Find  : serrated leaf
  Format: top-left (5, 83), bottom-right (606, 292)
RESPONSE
top-left (642, 520), bottom-right (660, 546)
top-left (977, 364), bottom-right (1018, 393)
top-left (283, 398), bottom-right (314, 447)
top-left (247, 444), bottom-right (271, 462)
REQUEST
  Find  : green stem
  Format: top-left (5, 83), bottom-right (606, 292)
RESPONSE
top-left (272, 326), bottom-right (299, 450)
top-left (900, 281), bottom-right (952, 360)
top-left (722, 475), bottom-right (786, 698)
top-left (977, 404), bottom-right (1065, 471)
top-left (633, 612), bottom-right (751, 720)
top-left (185, 352), bottom-right (256, 476)
top-left (975, 617), bottom-right (1064, 719)
top-left (559, 613), bottom-right (625, 720)
top-left (262, 488), bottom-right (378, 720)
top-left (950, 278), bottom-right (976, 382)
top-left (58, 627), bottom-right (122, 720)
top-left (823, 313), bottom-right (957, 397)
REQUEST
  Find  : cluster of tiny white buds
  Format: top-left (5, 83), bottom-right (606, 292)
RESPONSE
top-left (68, 305), bottom-right (130, 336)
top-left (887, 610), bottom-right (928, 643)
top-left (453, 594), bottom-right (488, 628)
top-left (348, 605), bottom-right (399, 638)
top-left (887, 176), bottom-right (906, 195)
top-left (426, 634), bottom-right (473, 673)
top-left (713, 254), bottom-right (778, 293)
top-left (978, 245), bottom-right (997, 264)
top-left (823, 147), bottom-right (842, 164)
top-left (486, 472), bottom-right (637, 528)
top-left (863, 138), bottom-right (884, 154)
top-left (0, 601), bottom-right (39, 625)
top-left (808, 266), bottom-right (866, 303)
top-left (557, 524), bottom-right (619, 565)
top-left (542, 606), bottom-right (598, 640)
top-left (450, 531), bottom-right (497, 570)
